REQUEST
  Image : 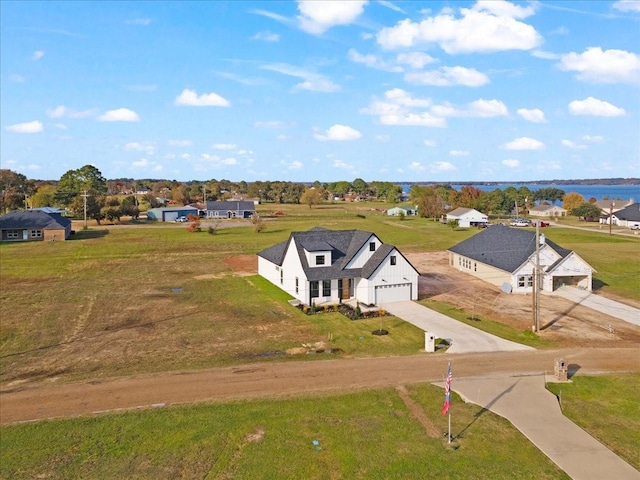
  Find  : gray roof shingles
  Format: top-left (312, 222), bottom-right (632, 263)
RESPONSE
top-left (448, 224), bottom-right (571, 273)
top-left (206, 201), bottom-right (255, 211)
top-left (0, 210), bottom-right (71, 230)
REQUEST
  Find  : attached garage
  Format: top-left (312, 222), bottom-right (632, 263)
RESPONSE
top-left (375, 283), bottom-right (412, 304)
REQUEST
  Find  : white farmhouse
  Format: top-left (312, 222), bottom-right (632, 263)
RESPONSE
top-left (257, 227), bottom-right (420, 306)
top-left (448, 225), bottom-right (594, 293)
top-left (446, 207), bottom-right (488, 228)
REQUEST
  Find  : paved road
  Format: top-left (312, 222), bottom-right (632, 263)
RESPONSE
top-left (2, 346), bottom-right (637, 425)
top-left (553, 286), bottom-right (640, 327)
top-left (383, 301), bottom-right (535, 354)
top-left (442, 375), bottom-right (640, 480)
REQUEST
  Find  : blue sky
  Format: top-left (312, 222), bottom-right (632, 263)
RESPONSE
top-left (1, 0), bottom-right (639, 183)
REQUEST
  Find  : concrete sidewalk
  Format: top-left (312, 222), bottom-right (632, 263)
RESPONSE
top-left (383, 301), bottom-right (534, 354)
top-left (552, 287), bottom-right (640, 327)
top-left (442, 374), bottom-right (639, 480)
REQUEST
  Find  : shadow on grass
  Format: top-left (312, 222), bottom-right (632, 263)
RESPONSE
top-left (454, 379), bottom-right (520, 441)
top-left (568, 364), bottom-right (581, 379)
top-left (71, 229), bottom-right (109, 240)
top-left (591, 278), bottom-right (608, 292)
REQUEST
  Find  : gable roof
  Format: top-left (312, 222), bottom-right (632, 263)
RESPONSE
top-left (0, 210), bottom-right (71, 230)
top-left (530, 204), bottom-right (566, 212)
top-left (448, 224), bottom-right (571, 273)
top-left (258, 227), bottom-right (417, 281)
top-left (206, 201), bottom-right (255, 211)
top-left (611, 203), bottom-right (640, 222)
top-left (447, 207), bottom-right (487, 217)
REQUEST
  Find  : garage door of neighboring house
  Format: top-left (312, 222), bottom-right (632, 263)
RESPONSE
top-left (164, 211), bottom-right (179, 222)
top-left (375, 283), bottom-right (411, 304)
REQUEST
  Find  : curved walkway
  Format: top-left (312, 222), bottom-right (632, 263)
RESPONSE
top-left (442, 375), bottom-right (639, 480)
top-left (382, 301), bottom-right (534, 354)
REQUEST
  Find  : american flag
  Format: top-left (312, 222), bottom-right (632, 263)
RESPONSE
top-left (441, 362), bottom-right (452, 415)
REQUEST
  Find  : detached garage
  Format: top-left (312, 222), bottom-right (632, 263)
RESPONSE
top-left (146, 206), bottom-right (199, 222)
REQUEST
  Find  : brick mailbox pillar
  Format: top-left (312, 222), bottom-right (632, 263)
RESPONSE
top-left (554, 357), bottom-right (568, 381)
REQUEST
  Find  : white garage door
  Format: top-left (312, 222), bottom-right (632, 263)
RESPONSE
top-left (375, 283), bottom-right (411, 304)
top-left (164, 211), bottom-right (179, 222)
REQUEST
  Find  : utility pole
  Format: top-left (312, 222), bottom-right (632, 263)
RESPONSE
top-left (80, 190), bottom-right (90, 230)
top-left (609, 202), bottom-right (615, 235)
top-left (202, 185), bottom-right (206, 205)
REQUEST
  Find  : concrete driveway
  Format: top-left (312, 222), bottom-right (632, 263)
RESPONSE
top-left (382, 301), bottom-right (534, 354)
top-left (444, 375), bottom-right (640, 480)
top-left (553, 287), bottom-right (640, 327)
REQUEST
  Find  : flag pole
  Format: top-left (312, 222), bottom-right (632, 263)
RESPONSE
top-left (448, 411), bottom-right (451, 444)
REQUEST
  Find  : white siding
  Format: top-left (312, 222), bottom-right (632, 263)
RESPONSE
top-left (304, 250), bottom-right (331, 268)
top-left (365, 249), bottom-right (419, 304)
top-left (346, 235), bottom-right (381, 269)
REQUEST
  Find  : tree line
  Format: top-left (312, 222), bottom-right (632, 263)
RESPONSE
top-left (1, 166), bottom-right (604, 222)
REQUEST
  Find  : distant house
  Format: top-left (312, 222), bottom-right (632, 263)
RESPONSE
top-left (602, 203), bottom-right (640, 227)
top-left (146, 206), bottom-right (199, 222)
top-left (448, 224), bottom-right (594, 293)
top-left (529, 204), bottom-right (567, 217)
top-left (257, 227), bottom-right (419, 306)
top-left (0, 210), bottom-right (72, 242)
top-left (387, 206), bottom-right (417, 216)
top-left (446, 207), bottom-right (488, 227)
top-left (205, 201), bottom-right (255, 219)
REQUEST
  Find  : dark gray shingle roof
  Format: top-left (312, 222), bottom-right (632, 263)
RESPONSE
top-left (613, 203), bottom-right (640, 222)
top-left (448, 224), bottom-right (571, 273)
top-left (0, 210), bottom-right (71, 230)
top-left (206, 201), bottom-right (255, 211)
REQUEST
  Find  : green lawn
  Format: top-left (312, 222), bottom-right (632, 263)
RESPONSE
top-left (0, 384), bottom-right (568, 480)
top-left (546, 373), bottom-right (640, 470)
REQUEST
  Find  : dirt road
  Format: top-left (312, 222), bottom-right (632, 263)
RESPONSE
top-left (2, 346), bottom-right (638, 425)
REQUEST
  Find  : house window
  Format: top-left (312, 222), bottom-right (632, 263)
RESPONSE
top-left (369, 242), bottom-right (376, 251)
top-left (295, 277), bottom-right (299, 294)
top-left (518, 275), bottom-right (533, 288)
top-left (322, 280), bottom-right (331, 297)
top-left (390, 255), bottom-right (397, 266)
top-left (474, 262), bottom-right (477, 272)
top-left (30, 230), bottom-right (42, 238)
top-left (7, 230), bottom-right (19, 239)
top-left (310, 281), bottom-right (319, 298)
top-left (315, 255), bottom-right (325, 265)
top-left (280, 269), bottom-right (283, 285)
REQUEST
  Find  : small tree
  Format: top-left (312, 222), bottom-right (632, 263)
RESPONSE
top-left (447, 219), bottom-right (459, 230)
top-left (252, 215), bottom-right (266, 233)
top-left (186, 213), bottom-right (201, 232)
top-left (398, 210), bottom-right (406, 221)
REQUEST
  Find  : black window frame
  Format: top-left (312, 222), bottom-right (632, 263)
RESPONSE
top-left (315, 255), bottom-right (325, 265)
top-left (310, 281), bottom-right (319, 298)
top-left (322, 280), bottom-right (331, 297)
top-left (390, 255), bottom-right (397, 266)
top-left (369, 241), bottom-right (376, 251)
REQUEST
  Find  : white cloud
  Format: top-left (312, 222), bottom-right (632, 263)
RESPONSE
top-left (175, 88), bottom-right (231, 107)
top-left (32, 50), bottom-right (44, 60)
top-left (168, 139), bottom-right (193, 147)
top-left (212, 143), bottom-right (237, 150)
top-left (502, 137), bottom-right (545, 150)
top-left (561, 139), bottom-right (587, 149)
top-left (277, 134), bottom-right (292, 141)
top-left (430, 161), bottom-right (457, 173)
top-left (98, 108), bottom-right (140, 122)
top-left (287, 160), bottom-right (304, 170)
top-left (531, 50), bottom-right (560, 60)
top-left (502, 159), bottom-right (520, 168)
top-left (124, 142), bottom-right (156, 155)
top-left (46, 105), bottom-right (95, 119)
top-left (361, 89), bottom-right (446, 127)
top-left (252, 30), bottom-right (280, 42)
top-left (377, 1), bottom-right (541, 53)
top-left (423, 139), bottom-right (436, 147)
top-left (431, 98), bottom-right (508, 118)
top-left (375, 134), bottom-right (390, 142)
top-left (409, 162), bottom-right (425, 172)
top-left (449, 150), bottom-right (469, 156)
top-left (613, 0), bottom-right (640, 12)
top-left (558, 47), bottom-right (640, 83)
top-left (125, 18), bottom-right (152, 26)
top-left (254, 120), bottom-right (293, 128)
top-left (517, 108), bottom-right (546, 123)
top-left (297, 0), bottom-right (368, 34)
top-left (332, 158), bottom-right (357, 173)
top-left (582, 135), bottom-right (604, 142)
top-left (314, 124), bottom-right (362, 141)
top-left (262, 63), bottom-right (340, 92)
top-left (396, 51), bottom-right (437, 69)
top-left (347, 49), bottom-right (403, 72)
top-left (52, 123), bottom-right (67, 130)
top-left (5, 120), bottom-right (43, 133)
top-left (378, 0), bottom-right (405, 14)
top-left (405, 66), bottom-right (489, 87)
top-left (568, 97), bottom-right (626, 117)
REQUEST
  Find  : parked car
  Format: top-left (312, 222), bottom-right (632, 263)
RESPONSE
top-left (630, 224), bottom-right (640, 230)
top-left (532, 220), bottom-right (550, 227)
top-left (175, 216), bottom-right (188, 222)
top-left (510, 218), bottom-right (530, 227)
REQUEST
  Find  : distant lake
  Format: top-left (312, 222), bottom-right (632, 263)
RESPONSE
top-left (402, 183), bottom-right (639, 201)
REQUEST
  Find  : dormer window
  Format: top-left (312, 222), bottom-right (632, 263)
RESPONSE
top-left (369, 242), bottom-right (376, 251)
top-left (315, 255), bottom-right (325, 265)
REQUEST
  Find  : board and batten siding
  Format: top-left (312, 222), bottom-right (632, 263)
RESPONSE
top-left (345, 235), bottom-right (380, 269)
top-left (358, 249), bottom-right (419, 304)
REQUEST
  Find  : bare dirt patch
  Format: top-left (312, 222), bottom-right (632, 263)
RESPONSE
top-left (224, 255), bottom-right (258, 276)
top-left (407, 252), bottom-right (640, 348)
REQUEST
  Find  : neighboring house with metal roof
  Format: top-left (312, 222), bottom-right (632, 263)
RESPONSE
top-left (146, 206), bottom-right (199, 222)
top-left (448, 224), bottom-right (594, 293)
top-left (446, 207), bottom-right (488, 227)
top-left (387, 206), bottom-right (417, 216)
top-left (0, 210), bottom-right (72, 242)
top-left (529, 204), bottom-right (567, 217)
top-left (205, 201), bottom-right (255, 219)
top-left (603, 203), bottom-right (640, 228)
top-left (257, 227), bottom-right (419, 306)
